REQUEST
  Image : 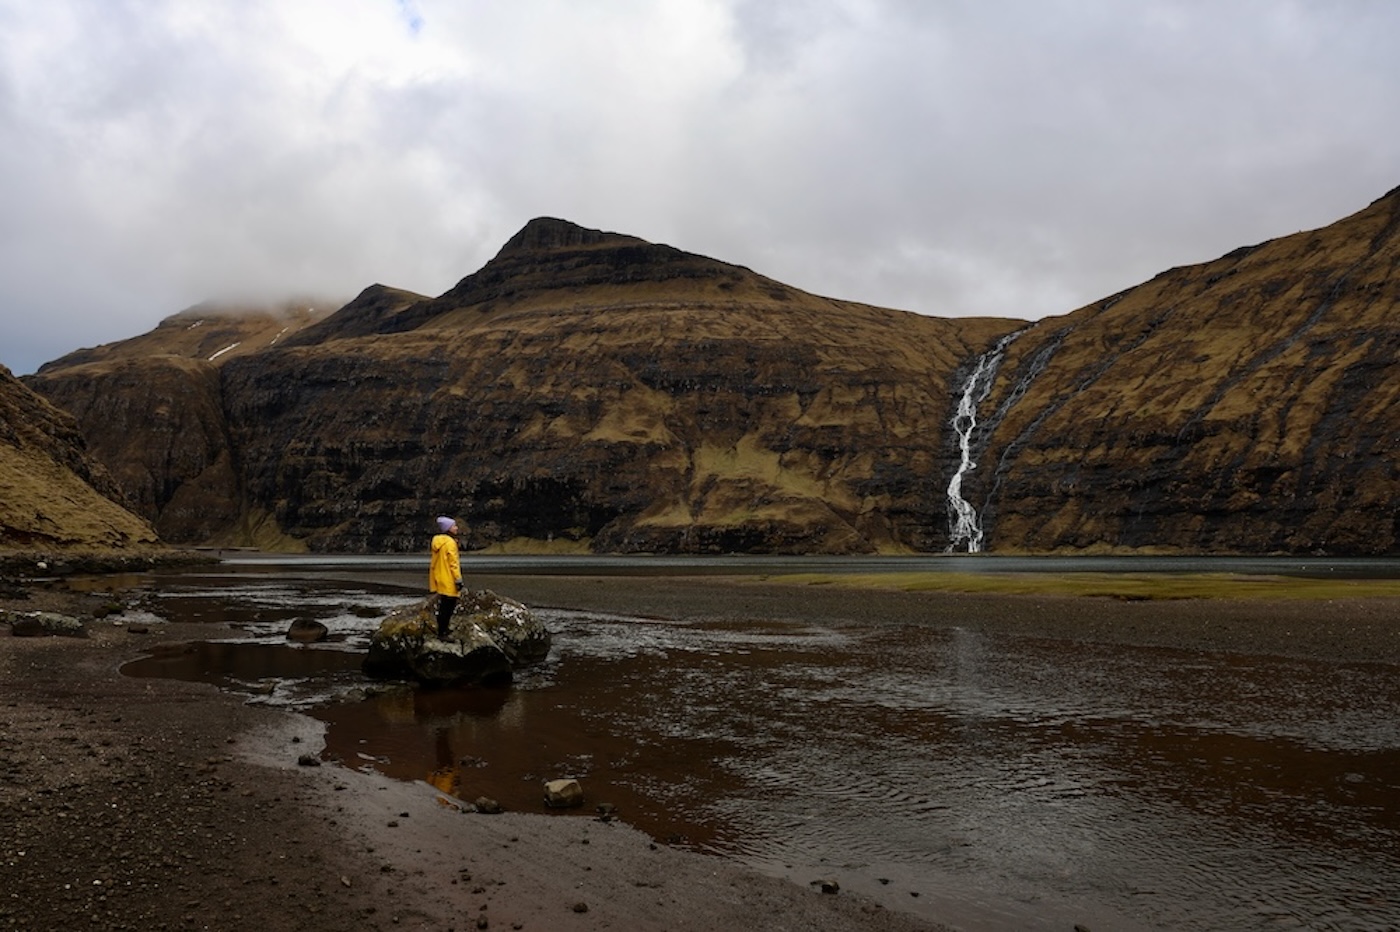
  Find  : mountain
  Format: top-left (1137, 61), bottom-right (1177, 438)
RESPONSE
top-left (26, 300), bottom-right (337, 546)
top-left (37, 298), bottom-right (335, 372)
top-left (0, 364), bottom-right (159, 551)
top-left (23, 189), bottom-right (1400, 556)
top-left (29, 223), bottom-right (1014, 552)
top-left (955, 184), bottom-right (1400, 554)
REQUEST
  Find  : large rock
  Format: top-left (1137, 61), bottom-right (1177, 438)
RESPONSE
top-left (362, 589), bottom-right (550, 687)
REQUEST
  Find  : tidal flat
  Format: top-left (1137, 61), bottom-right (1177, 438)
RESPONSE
top-left (6, 561), bottom-right (1400, 930)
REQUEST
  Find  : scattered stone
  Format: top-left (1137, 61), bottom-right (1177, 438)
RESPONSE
top-left (811, 878), bottom-right (840, 894)
top-left (544, 778), bottom-right (584, 809)
top-left (286, 619), bottom-right (330, 643)
top-left (296, 754), bottom-right (321, 767)
top-left (572, 902), bottom-right (589, 914)
top-left (473, 797), bottom-right (503, 815)
top-left (126, 624), bottom-right (150, 635)
top-left (4, 610), bottom-right (86, 638)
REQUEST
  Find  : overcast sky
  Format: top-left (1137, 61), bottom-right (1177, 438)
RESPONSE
top-left (2, 0), bottom-right (1398, 375)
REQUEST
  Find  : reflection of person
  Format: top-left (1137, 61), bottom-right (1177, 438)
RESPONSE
top-left (429, 516), bottom-right (464, 638)
top-left (426, 726), bottom-right (457, 794)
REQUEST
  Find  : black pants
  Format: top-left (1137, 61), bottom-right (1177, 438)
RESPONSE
top-left (435, 594), bottom-right (458, 637)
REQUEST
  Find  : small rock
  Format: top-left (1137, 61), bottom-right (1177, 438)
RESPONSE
top-left (572, 902), bottom-right (589, 914)
top-left (297, 754), bottom-right (321, 767)
top-left (812, 879), bottom-right (840, 895)
top-left (544, 778), bottom-right (584, 809)
top-left (287, 619), bottom-right (330, 643)
top-left (474, 797), bottom-right (503, 815)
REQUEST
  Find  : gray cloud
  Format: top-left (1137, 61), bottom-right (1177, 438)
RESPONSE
top-left (2, 0), bottom-right (1397, 374)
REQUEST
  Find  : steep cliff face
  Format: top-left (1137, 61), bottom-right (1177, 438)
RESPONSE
top-left (26, 301), bottom-right (337, 547)
top-left (217, 221), bottom-right (1014, 552)
top-left (0, 365), bottom-right (159, 551)
top-left (28, 356), bottom-right (240, 544)
top-left (955, 185), bottom-right (1400, 555)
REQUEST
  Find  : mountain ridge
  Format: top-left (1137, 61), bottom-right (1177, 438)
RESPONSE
top-left (21, 189), bottom-right (1400, 555)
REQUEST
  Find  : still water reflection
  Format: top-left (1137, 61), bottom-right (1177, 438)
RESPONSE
top-left (122, 571), bottom-right (1400, 931)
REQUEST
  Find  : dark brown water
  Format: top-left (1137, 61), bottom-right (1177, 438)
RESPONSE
top-left (122, 570), bottom-right (1400, 930)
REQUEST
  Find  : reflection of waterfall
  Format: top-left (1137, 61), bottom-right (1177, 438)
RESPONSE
top-left (947, 334), bottom-right (1017, 553)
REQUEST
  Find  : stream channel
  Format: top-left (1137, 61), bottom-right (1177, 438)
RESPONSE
top-left (119, 554), bottom-right (1400, 931)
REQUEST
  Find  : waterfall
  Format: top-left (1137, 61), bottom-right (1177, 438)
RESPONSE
top-left (946, 334), bottom-right (1017, 553)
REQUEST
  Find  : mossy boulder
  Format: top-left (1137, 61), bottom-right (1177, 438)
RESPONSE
top-left (363, 589), bottom-right (550, 687)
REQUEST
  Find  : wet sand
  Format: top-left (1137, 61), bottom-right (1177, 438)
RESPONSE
top-left (5, 573), bottom-right (1400, 931)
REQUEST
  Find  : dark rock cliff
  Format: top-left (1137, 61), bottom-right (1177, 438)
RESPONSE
top-left (30, 357), bottom-right (239, 544)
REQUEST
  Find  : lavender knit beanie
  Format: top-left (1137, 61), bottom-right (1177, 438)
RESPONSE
top-left (436, 516), bottom-right (455, 533)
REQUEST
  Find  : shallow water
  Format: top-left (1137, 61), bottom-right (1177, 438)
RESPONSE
top-left (121, 567), bottom-right (1400, 930)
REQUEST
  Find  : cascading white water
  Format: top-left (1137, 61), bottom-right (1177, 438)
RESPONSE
top-left (946, 335), bottom-right (1016, 553)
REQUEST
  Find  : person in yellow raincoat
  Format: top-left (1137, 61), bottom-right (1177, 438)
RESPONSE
top-left (429, 516), bottom-right (464, 637)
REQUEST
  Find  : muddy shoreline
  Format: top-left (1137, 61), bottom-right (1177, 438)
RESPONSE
top-left (2, 577), bottom-right (953, 931)
top-left (5, 572), bottom-right (1400, 930)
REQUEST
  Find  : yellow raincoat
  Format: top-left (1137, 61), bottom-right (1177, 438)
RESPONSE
top-left (429, 532), bottom-right (462, 596)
